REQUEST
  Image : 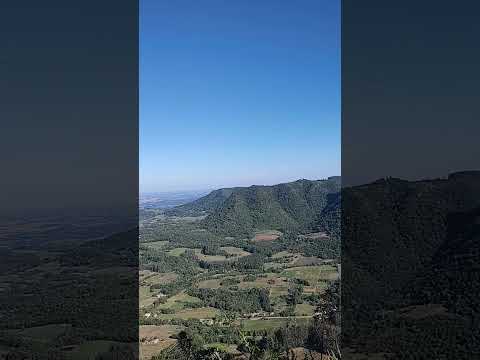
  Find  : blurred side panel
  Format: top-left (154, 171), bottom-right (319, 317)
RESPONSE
top-left (0, 1), bottom-right (139, 358)
top-left (342, 1), bottom-right (480, 359)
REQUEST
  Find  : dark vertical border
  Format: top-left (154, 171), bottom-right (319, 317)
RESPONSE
top-left (0, 1), bottom-right (139, 358)
top-left (342, 1), bottom-right (480, 358)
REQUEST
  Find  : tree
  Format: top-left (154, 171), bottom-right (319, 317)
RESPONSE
top-left (179, 330), bottom-right (203, 356)
top-left (287, 284), bottom-right (304, 306)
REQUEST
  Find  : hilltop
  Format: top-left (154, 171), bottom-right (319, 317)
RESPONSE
top-left (165, 187), bottom-right (239, 217)
top-left (167, 177), bottom-right (341, 238)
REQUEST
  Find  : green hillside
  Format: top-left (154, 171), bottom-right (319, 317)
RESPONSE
top-left (165, 188), bottom-right (238, 217)
top-left (168, 177), bottom-right (341, 238)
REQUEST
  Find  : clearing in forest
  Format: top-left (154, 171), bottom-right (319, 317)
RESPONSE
top-left (253, 230), bottom-right (282, 242)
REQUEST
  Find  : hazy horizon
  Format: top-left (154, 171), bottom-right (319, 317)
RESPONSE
top-left (140, 0), bottom-right (340, 193)
top-left (140, 174), bottom-right (341, 194)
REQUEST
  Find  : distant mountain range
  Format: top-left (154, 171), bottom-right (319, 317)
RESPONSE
top-left (167, 177), bottom-right (341, 238)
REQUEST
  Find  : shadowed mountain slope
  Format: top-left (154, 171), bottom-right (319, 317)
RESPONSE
top-left (343, 171), bottom-right (480, 358)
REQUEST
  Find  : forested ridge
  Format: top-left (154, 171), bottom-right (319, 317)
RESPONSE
top-left (168, 177), bottom-right (341, 239)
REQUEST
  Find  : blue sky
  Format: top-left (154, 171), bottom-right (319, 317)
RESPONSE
top-left (140, 0), bottom-right (340, 192)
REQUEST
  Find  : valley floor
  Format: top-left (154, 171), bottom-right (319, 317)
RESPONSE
top-left (139, 212), bottom-right (340, 359)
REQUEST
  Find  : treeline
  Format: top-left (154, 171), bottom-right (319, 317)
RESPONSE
top-left (140, 246), bottom-right (197, 276)
top-left (141, 221), bottom-right (222, 246)
top-left (154, 319), bottom-right (340, 360)
top-left (188, 288), bottom-right (272, 313)
top-left (199, 253), bottom-right (266, 272)
top-left (277, 232), bottom-right (340, 259)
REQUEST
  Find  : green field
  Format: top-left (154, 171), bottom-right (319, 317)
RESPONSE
top-left (220, 246), bottom-right (251, 257)
top-left (238, 273), bottom-right (288, 290)
top-left (143, 272), bottom-right (178, 286)
top-left (155, 307), bottom-right (220, 320)
top-left (282, 265), bottom-right (338, 284)
top-left (295, 303), bottom-right (315, 316)
top-left (168, 247), bottom-right (228, 262)
top-left (168, 247), bottom-right (190, 256)
top-left (157, 292), bottom-right (202, 311)
top-left (197, 278), bottom-right (223, 289)
top-left (241, 317), bottom-right (311, 332)
top-left (144, 240), bottom-right (170, 249)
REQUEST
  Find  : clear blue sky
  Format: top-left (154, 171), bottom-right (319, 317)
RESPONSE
top-left (140, 0), bottom-right (340, 192)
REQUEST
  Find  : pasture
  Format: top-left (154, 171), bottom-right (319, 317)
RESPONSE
top-left (241, 317), bottom-right (311, 332)
top-left (142, 272), bottom-right (178, 286)
top-left (253, 230), bottom-right (282, 242)
top-left (220, 246), bottom-right (251, 257)
top-left (140, 325), bottom-right (182, 360)
top-left (157, 292), bottom-right (202, 311)
top-left (156, 307), bottom-right (220, 320)
top-left (144, 240), bottom-right (170, 250)
top-left (282, 265), bottom-right (339, 284)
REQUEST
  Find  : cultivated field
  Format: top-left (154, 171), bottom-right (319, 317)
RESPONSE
top-left (253, 230), bottom-right (283, 242)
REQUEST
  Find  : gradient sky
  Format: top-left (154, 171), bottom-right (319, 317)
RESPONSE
top-left (140, 0), bottom-right (340, 192)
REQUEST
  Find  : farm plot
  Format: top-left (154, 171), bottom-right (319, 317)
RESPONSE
top-left (252, 230), bottom-right (282, 242)
top-left (168, 247), bottom-right (229, 263)
top-left (220, 246), bottom-right (251, 257)
top-left (140, 325), bottom-right (182, 360)
top-left (241, 317), bottom-right (311, 332)
top-left (142, 272), bottom-right (178, 287)
top-left (282, 265), bottom-right (339, 285)
top-left (154, 307), bottom-right (220, 321)
top-left (144, 240), bottom-right (170, 250)
top-left (157, 292), bottom-right (202, 311)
